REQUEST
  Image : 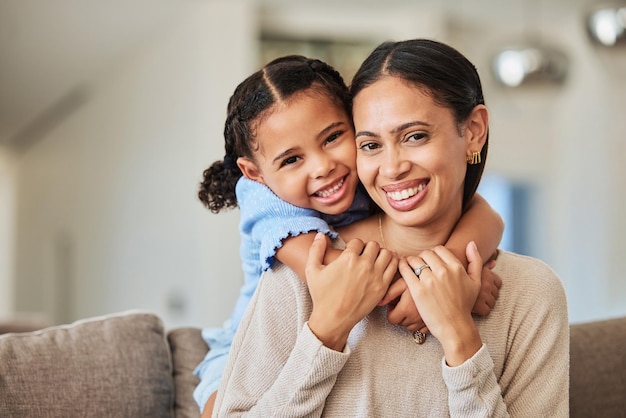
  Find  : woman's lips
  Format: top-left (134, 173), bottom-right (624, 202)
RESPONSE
top-left (383, 180), bottom-right (428, 211)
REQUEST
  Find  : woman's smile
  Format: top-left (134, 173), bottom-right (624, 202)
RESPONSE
top-left (382, 180), bottom-right (429, 211)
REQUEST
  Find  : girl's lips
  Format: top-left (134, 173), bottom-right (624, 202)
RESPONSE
top-left (314, 177), bottom-right (345, 198)
top-left (312, 175), bottom-right (350, 205)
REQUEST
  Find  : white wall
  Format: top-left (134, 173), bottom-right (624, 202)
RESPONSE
top-left (15, 0), bottom-right (258, 328)
top-left (10, 1), bottom-right (626, 328)
top-left (0, 145), bottom-right (16, 317)
top-left (449, 6), bottom-right (626, 323)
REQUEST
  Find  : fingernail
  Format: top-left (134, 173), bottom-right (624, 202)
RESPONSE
top-left (314, 232), bottom-right (324, 241)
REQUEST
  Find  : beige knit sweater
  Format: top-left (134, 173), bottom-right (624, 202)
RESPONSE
top-left (214, 251), bottom-right (569, 417)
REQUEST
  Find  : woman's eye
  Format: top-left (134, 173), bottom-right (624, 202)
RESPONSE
top-left (359, 142), bottom-right (380, 151)
top-left (407, 132), bottom-right (427, 143)
top-left (280, 156), bottom-right (300, 167)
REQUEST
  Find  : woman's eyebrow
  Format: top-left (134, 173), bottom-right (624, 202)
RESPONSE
top-left (392, 121), bottom-right (430, 133)
top-left (356, 121), bottom-right (431, 139)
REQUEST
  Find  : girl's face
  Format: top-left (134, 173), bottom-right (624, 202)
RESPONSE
top-left (353, 76), bottom-right (483, 229)
top-left (238, 91), bottom-right (358, 215)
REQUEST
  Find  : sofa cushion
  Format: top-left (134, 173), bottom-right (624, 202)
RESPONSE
top-left (0, 311), bottom-right (174, 418)
top-left (570, 316), bottom-right (626, 418)
top-left (168, 327), bottom-right (209, 418)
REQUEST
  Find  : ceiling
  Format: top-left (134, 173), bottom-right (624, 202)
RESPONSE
top-left (0, 0), bottom-right (186, 150)
top-left (0, 0), bottom-right (589, 151)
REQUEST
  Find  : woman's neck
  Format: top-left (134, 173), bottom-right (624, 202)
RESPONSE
top-left (377, 213), bottom-right (453, 256)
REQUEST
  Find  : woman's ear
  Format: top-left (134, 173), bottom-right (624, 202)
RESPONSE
top-left (237, 157), bottom-right (265, 184)
top-left (465, 104), bottom-right (489, 152)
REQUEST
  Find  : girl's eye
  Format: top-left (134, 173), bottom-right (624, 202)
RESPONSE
top-left (407, 132), bottom-right (427, 143)
top-left (280, 155), bottom-right (300, 167)
top-left (325, 131), bottom-right (342, 144)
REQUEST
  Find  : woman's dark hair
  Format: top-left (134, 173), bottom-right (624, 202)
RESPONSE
top-left (350, 39), bottom-right (488, 211)
top-left (198, 55), bottom-right (352, 213)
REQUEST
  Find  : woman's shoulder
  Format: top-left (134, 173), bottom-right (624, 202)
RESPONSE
top-left (496, 251), bottom-right (567, 304)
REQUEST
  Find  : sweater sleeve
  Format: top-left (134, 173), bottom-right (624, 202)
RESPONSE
top-left (213, 264), bottom-right (349, 417)
top-left (237, 178), bottom-right (338, 271)
top-left (442, 254), bottom-right (569, 417)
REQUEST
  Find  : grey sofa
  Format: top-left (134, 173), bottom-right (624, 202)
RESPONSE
top-left (0, 310), bottom-right (625, 417)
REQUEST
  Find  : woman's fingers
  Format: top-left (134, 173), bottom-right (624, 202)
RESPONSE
top-left (307, 237), bottom-right (398, 350)
top-left (464, 241), bottom-right (483, 285)
top-left (378, 274), bottom-right (405, 306)
top-left (305, 232), bottom-right (328, 278)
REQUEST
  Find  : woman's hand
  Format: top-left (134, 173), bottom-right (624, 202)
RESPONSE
top-left (400, 242), bottom-right (483, 366)
top-left (305, 233), bottom-right (398, 351)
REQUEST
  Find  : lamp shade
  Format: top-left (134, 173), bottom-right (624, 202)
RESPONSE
top-left (586, 4), bottom-right (626, 46)
top-left (492, 45), bottom-right (568, 87)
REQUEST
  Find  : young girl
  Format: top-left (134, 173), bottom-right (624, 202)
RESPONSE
top-left (193, 55), bottom-right (503, 416)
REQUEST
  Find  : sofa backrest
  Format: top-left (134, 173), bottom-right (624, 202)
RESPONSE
top-left (1, 311), bottom-right (625, 417)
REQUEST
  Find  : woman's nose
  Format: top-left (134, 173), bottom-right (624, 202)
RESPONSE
top-left (380, 148), bottom-right (410, 179)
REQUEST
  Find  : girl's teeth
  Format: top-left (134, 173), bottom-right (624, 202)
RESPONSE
top-left (387, 183), bottom-right (425, 201)
top-left (317, 178), bottom-right (344, 197)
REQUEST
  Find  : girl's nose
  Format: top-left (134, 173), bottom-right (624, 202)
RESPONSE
top-left (311, 153), bottom-right (336, 178)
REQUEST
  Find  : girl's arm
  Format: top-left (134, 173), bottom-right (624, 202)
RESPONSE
top-left (446, 193), bottom-right (503, 268)
top-left (275, 233), bottom-right (343, 283)
top-left (445, 193), bottom-right (504, 316)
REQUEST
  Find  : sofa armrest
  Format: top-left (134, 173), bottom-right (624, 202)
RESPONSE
top-left (168, 327), bottom-right (209, 418)
top-left (570, 316), bottom-right (626, 418)
top-left (0, 311), bottom-right (174, 418)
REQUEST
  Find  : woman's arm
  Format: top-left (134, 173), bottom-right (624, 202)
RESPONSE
top-left (214, 235), bottom-right (397, 416)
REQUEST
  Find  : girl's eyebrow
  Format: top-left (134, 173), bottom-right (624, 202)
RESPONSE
top-left (271, 147), bottom-right (299, 165)
top-left (318, 121), bottom-right (345, 138)
top-left (356, 121), bottom-right (430, 139)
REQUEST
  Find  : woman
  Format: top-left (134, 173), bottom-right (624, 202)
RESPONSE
top-left (213, 39), bottom-right (569, 417)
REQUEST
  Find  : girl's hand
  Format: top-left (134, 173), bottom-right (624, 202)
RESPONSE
top-left (305, 233), bottom-right (398, 351)
top-left (472, 259), bottom-right (501, 316)
top-left (380, 277), bottom-right (428, 333)
top-left (400, 242), bottom-right (483, 366)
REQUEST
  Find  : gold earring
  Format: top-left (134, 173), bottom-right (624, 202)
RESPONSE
top-left (466, 151), bottom-right (481, 165)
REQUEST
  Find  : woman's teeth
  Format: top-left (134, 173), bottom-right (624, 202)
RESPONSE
top-left (386, 183), bottom-right (425, 201)
top-left (316, 178), bottom-right (344, 197)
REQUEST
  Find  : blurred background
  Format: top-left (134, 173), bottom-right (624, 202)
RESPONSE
top-left (1, 0), bottom-right (625, 330)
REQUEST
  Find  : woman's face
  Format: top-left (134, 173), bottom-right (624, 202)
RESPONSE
top-left (352, 76), bottom-right (471, 229)
top-left (237, 90), bottom-right (358, 215)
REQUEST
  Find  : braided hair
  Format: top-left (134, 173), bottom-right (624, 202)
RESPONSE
top-left (198, 55), bottom-right (351, 213)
